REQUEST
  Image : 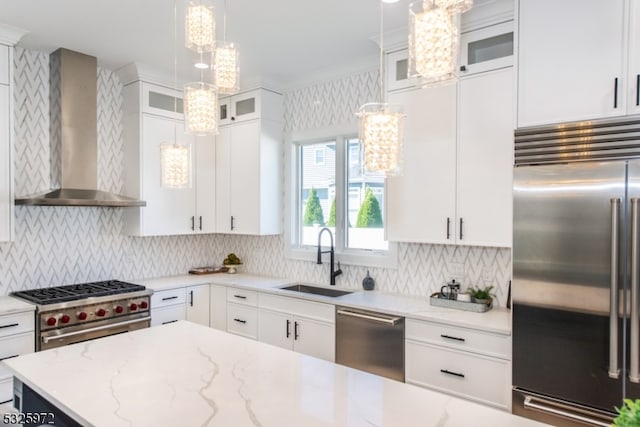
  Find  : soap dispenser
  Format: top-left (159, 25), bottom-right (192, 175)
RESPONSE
top-left (362, 270), bottom-right (375, 291)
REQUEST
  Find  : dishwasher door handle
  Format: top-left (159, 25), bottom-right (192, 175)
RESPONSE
top-left (336, 308), bottom-right (402, 325)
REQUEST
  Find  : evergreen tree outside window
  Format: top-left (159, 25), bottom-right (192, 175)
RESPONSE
top-left (356, 188), bottom-right (383, 228)
top-left (303, 187), bottom-right (325, 226)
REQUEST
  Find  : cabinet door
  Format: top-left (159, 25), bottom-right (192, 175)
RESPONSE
top-left (195, 135), bottom-right (215, 233)
top-left (258, 309), bottom-right (293, 351)
top-left (215, 126), bottom-right (232, 232)
top-left (0, 45), bottom-right (8, 85)
top-left (456, 68), bottom-right (513, 247)
top-left (141, 115), bottom-right (197, 235)
top-left (229, 120), bottom-right (261, 234)
top-left (459, 21), bottom-right (513, 76)
top-left (231, 91), bottom-right (260, 123)
top-left (293, 317), bottom-right (335, 362)
top-left (517, 0), bottom-right (626, 126)
top-left (629, 0), bottom-right (640, 116)
top-left (386, 50), bottom-right (411, 92)
top-left (0, 84), bottom-right (10, 242)
top-left (386, 85), bottom-right (457, 244)
top-left (210, 285), bottom-right (227, 330)
top-left (185, 285), bottom-right (210, 327)
top-left (151, 304), bottom-right (186, 327)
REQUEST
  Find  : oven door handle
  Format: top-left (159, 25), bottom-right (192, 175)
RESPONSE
top-left (41, 317), bottom-right (151, 344)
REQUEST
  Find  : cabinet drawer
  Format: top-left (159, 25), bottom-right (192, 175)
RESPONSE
top-left (406, 340), bottom-right (510, 409)
top-left (151, 304), bottom-right (186, 327)
top-left (227, 288), bottom-right (258, 306)
top-left (406, 319), bottom-right (510, 359)
top-left (0, 312), bottom-right (35, 339)
top-left (0, 332), bottom-right (35, 381)
top-left (0, 377), bottom-right (11, 404)
top-left (151, 288), bottom-right (187, 309)
top-left (227, 303), bottom-right (258, 339)
top-left (258, 293), bottom-right (334, 323)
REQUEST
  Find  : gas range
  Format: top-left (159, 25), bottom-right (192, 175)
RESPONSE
top-left (12, 280), bottom-right (153, 351)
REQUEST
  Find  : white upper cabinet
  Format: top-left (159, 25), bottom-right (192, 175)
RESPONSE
top-left (459, 21), bottom-right (514, 76)
top-left (215, 88), bottom-right (283, 235)
top-left (122, 81), bottom-right (215, 236)
top-left (517, 0), bottom-right (633, 126)
top-left (0, 44), bottom-right (13, 242)
top-left (387, 83), bottom-right (457, 244)
top-left (629, 0), bottom-right (640, 116)
top-left (219, 89), bottom-right (283, 126)
top-left (386, 22), bottom-right (514, 248)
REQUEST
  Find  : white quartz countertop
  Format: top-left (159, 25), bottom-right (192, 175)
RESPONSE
top-left (134, 273), bottom-right (511, 335)
top-left (0, 295), bottom-right (36, 314)
top-left (5, 321), bottom-right (541, 427)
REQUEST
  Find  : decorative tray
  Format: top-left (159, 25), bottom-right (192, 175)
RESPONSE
top-left (188, 266), bottom-right (229, 275)
top-left (429, 292), bottom-right (493, 313)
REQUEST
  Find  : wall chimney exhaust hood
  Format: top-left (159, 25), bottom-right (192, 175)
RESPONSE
top-left (15, 48), bottom-right (145, 207)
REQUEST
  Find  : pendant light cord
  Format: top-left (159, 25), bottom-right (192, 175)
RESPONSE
top-left (223, 0), bottom-right (228, 42)
top-left (173, 0), bottom-right (178, 145)
top-left (379, 0), bottom-right (384, 104)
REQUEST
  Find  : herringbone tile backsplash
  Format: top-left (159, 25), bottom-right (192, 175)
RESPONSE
top-left (0, 48), bottom-right (512, 306)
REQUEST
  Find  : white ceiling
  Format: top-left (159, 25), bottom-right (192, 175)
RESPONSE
top-left (0, 0), bottom-right (414, 90)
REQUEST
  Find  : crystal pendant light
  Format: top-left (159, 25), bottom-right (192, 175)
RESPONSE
top-left (185, 0), bottom-right (215, 53)
top-left (161, 143), bottom-right (191, 188)
top-left (214, 0), bottom-right (240, 94)
top-left (357, 0), bottom-right (404, 176)
top-left (435, 0), bottom-right (473, 13)
top-left (161, 0), bottom-right (192, 189)
top-left (184, 81), bottom-right (218, 135)
top-left (408, 0), bottom-right (459, 86)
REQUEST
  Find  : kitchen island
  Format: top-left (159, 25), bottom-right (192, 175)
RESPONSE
top-left (4, 321), bottom-right (545, 427)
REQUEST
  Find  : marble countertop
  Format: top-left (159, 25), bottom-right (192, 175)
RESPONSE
top-left (135, 274), bottom-right (511, 335)
top-left (5, 321), bottom-right (542, 427)
top-left (0, 295), bottom-right (36, 315)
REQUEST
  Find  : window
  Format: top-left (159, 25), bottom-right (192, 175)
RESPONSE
top-left (288, 134), bottom-right (395, 267)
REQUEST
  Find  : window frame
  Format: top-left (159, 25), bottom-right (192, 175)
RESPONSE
top-left (284, 127), bottom-right (397, 269)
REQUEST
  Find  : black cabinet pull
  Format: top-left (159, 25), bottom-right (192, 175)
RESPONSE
top-left (189, 290), bottom-right (194, 307)
top-left (0, 323), bottom-right (19, 329)
top-left (233, 294), bottom-right (247, 300)
top-left (191, 216), bottom-right (195, 231)
top-left (446, 217), bottom-right (451, 240)
top-left (440, 369), bottom-right (465, 378)
top-left (231, 216), bottom-right (235, 230)
top-left (234, 318), bottom-right (247, 324)
top-left (460, 65), bottom-right (467, 72)
top-left (161, 296), bottom-right (179, 301)
top-left (0, 354), bottom-right (19, 362)
top-left (162, 320), bottom-right (179, 325)
top-left (614, 77), bottom-right (619, 108)
top-left (636, 74), bottom-right (639, 106)
top-left (199, 216), bottom-right (203, 230)
top-left (459, 217), bottom-right (464, 240)
top-left (294, 321), bottom-right (299, 340)
top-left (286, 319), bottom-right (291, 338)
top-left (441, 334), bottom-right (465, 342)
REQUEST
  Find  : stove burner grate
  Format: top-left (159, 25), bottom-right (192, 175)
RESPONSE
top-left (12, 280), bottom-right (146, 305)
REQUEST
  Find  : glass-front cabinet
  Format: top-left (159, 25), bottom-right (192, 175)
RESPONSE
top-left (219, 90), bottom-right (262, 125)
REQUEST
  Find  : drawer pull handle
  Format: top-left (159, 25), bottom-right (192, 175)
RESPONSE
top-left (294, 321), bottom-right (299, 340)
top-left (234, 318), bottom-right (247, 324)
top-left (440, 334), bottom-right (465, 342)
top-left (162, 320), bottom-right (178, 325)
top-left (440, 369), bottom-right (465, 378)
top-left (233, 295), bottom-right (247, 300)
top-left (0, 354), bottom-right (19, 362)
top-left (0, 323), bottom-right (19, 329)
top-left (161, 296), bottom-right (179, 301)
top-left (286, 319), bottom-right (291, 338)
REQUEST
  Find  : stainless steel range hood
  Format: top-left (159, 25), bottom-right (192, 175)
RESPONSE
top-left (15, 48), bottom-right (145, 207)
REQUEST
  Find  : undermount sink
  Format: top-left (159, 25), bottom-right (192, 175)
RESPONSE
top-left (280, 284), bottom-right (353, 297)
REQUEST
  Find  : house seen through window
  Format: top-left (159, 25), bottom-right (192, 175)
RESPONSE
top-left (295, 136), bottom-right (388, 252)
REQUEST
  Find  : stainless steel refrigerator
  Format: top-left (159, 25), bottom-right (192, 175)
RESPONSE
top-left (512, 116), bottom-right (640, 426)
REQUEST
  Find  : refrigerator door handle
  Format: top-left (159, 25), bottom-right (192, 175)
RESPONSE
top-left (609, 197), bottom-right (621, 379)
top-left (630, 198), bottom-right (639, 383)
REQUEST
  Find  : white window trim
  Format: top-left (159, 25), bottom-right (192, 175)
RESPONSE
top-left (283, 126), bottom-right (398, 269)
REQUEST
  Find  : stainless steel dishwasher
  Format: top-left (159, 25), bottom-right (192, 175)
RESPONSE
top-left (335, 306), bottom-right (405, 382)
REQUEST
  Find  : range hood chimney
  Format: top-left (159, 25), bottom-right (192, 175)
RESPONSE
top-left (15, 48), bottom-right (145, 207)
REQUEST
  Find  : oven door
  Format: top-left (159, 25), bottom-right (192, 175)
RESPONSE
top-left (39, 315), bottom-right (150, 351)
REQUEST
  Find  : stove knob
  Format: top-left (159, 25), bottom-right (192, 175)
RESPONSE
top-left (139, 301), bottom-right (148, 309)
top-left (114, 305), bottom-right (124, 314)
top-left (129, 303), bottom-right (138, 311)
top-left (77, 311), bottom-right (88, 320)
top-left (46, 317), bottom-right (57, 326)
top-left (96, 308), bottom-right (107, 317)
top-left (60, 314), bottom-right (71, 324)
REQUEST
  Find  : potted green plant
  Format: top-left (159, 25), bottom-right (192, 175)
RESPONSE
top-left (614, 399), bottom-right (640, 426)
top-left (223, 253), bottom-right (243, 274)
top-left (467, 285), bottom-right (494, 305)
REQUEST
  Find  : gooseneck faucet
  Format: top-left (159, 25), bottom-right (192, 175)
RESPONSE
top-left (317, 227), bottom-right (342, 286)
